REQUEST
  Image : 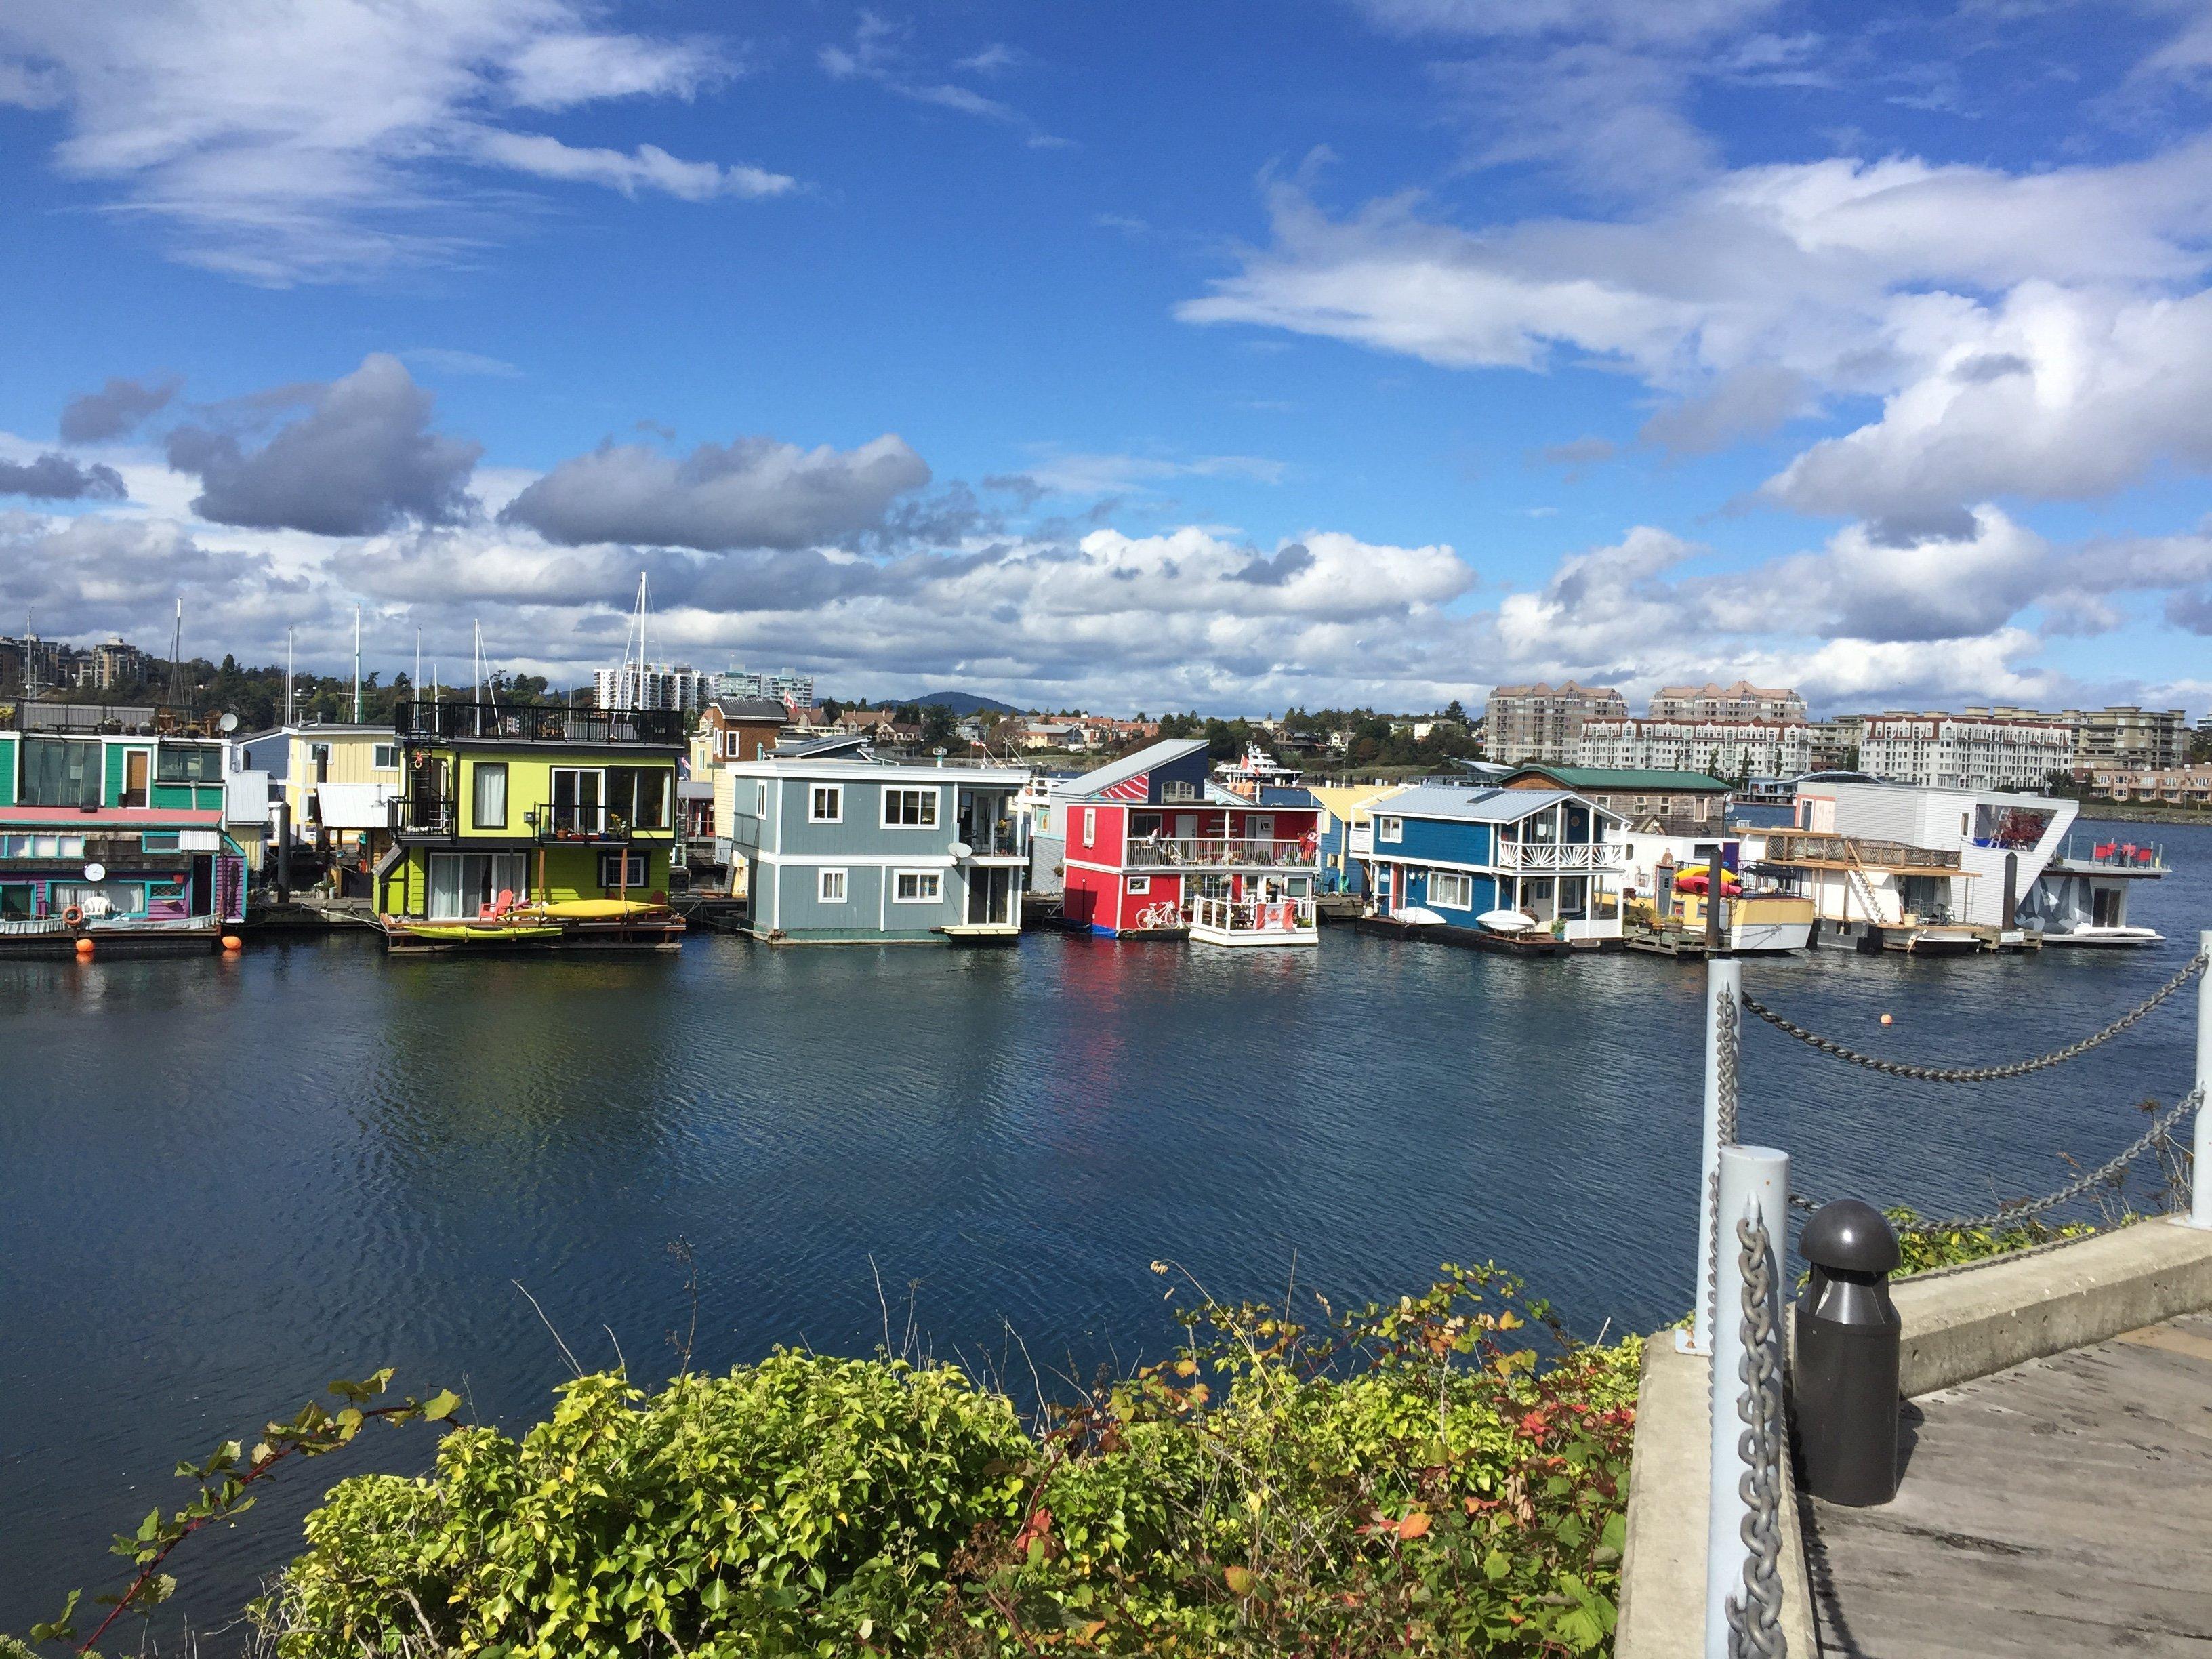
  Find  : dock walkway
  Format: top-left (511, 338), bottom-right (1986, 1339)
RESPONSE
top-left (1803, 1311), bottom-right (2212, 1657)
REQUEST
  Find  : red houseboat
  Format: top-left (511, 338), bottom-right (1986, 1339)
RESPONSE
top-left (1056, 739), bottom-right (1322, 945)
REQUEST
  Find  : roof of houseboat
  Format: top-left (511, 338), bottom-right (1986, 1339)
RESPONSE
top-left (1052, 738), bottom-right (1208, 800)
top-left (1505, 764), bottom-right (1731, 792)
top-left (1382, 785), bottom-right (1620, 823)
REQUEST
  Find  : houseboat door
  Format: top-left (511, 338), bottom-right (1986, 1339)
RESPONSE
top-left (966, 866), bottom-right (1015, 926)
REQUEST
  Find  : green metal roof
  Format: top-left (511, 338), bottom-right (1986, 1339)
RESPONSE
top-left (1507, 764), bottom-right (1732, 791)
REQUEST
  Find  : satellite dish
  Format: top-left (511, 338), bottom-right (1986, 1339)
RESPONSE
top-left (217, 711), bottom-right (240, 733)
top-left (951, 841), bottom-right (973, 859)
top-left (84, 861), bottom-right (107, 883)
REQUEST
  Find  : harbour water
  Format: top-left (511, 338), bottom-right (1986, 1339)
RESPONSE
top-left (1, 819), bottom-right (2205, 1637)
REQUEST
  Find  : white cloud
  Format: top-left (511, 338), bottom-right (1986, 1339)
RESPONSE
top-left (0, 0), bottom-right (792, 282)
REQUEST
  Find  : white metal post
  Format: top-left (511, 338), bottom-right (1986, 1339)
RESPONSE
top-left (1706, 1143), bottom-right (1789, 1659)
top-left (2190, 930), bottom-right (2211, 1229)
top-left (1685, 955), bottom-right (1743, 1354)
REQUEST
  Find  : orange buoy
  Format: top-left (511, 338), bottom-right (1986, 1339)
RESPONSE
top-left (221, 935), bottom-right (243, 951)
top-left (73, 937), bottom-right (95, 958)
top-left (1879, 1012), bottom-right (1893, 1026)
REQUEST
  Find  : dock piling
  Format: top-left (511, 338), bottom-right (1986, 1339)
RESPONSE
top-left (1706, 1143), bottom-right (1789, 1659)
top-left (1687, 955), bottom-right (1744, 1355)
top-left (2192, 928), bottom-right (2211, 1231)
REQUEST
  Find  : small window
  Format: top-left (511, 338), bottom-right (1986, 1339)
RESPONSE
top-left (893, 870), bottom-right (943, 903)
top-left (1126, 875), bottom-right (1150, 894)
top-left (1429, 871), bottom-right (1473, 909)
top-left (597, 851), bottom-right (649, 888)
top-left (883, 787), bottom-right (939, 827)
top-left (373, 743), bottom-right (398, 770)
top-left (819, 867), bottom-right (848, 903)
top-left (157, 743), bottom-right (224, 783)
top-left (1082, 807), bottom-right (1096, 847)
top-left (1163, 780), bottom-right (1198, 802)
top-left (1377, 815), bottom-right (1403, 843)
top-left (472, 761), bottom-right (508, 830)
top-left (756, 781), bottom-right (769, 816)
top-left (811, 784), bottom-right (842, 823)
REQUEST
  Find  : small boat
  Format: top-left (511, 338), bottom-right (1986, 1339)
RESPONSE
top-left (1393, 906), bottom-right (1447, 926)
top-left (1475, 907), bottom-right (1538, 933)
top-left (2041, 923), bottom-right (2165, 949)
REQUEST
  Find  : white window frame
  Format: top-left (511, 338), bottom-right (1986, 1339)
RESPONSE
top-left (892, 869), bottom-right (943, 903)
top-left (1126, 875), bottom-right (1150, 894)
top-left (1082, 807), bottom-right (1096, 847)
top-left (882, 787), bottom-right (939, 829)
top-left (755, 781), bottom-right (769, 817)
top-left (1429, 870), bottom-right (1473, 909)
top-left (1377, 815), bottom-right (1403, 844)
top-left (818, 867), bottom-right (848, 903)
top-left (597, 850), bottom-right (649, 888)
top-left (372, 742), bottom-right (398, 771)
top-left (1162, 780), bottom-right (1199, 802)
top-left (811, 783), bottom-right (843, 823)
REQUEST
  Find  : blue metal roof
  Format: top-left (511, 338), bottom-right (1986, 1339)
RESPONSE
top-left (1382, 785), bottom-right (1602, 823)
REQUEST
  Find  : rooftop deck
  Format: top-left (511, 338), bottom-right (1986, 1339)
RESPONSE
top-left (396, 701), bottom-right (684, 749)
top-left (1757, 827), bottom-right (1965, 874)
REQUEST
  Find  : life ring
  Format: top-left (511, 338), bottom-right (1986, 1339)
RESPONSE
top-left (412, 752), bottom-right (426, 771)
top-left (60, 903), bottom-right (85, 928)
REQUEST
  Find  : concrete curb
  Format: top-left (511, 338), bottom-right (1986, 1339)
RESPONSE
top-left (1894, 1218), bottom-right (2212, 1396)
top-left (1615, 1338), bottom-right (1816, 1659)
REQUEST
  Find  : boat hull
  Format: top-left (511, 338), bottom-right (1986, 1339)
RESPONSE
top-left (2042, 926), bottom-right (2165, 948)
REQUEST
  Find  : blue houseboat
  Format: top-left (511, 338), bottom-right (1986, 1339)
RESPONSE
top-left (1357, 785), bottom-right (1626, 947)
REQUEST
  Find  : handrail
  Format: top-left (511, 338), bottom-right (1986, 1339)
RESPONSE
top-left (394, 701), bottom-right (684, 747)
top-left (1126, 837), bottom-right (1316, 868)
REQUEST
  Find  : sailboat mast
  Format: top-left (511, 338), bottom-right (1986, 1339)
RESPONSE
top-left (352, 605), bottom-right (363, 723)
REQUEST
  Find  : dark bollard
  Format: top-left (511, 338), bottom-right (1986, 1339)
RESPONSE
top-left (1794, 1199), bottom-right (1902, 1506)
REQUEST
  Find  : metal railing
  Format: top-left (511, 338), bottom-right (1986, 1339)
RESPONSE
top-left (956, 820), bottom-right (1028, 858)
top-left (1757, 828), bottom-right (1960, 872)
top-left (394, 701), bottom-right (684, 747)
top-left (1186, 895), bottom-right (1317, 933)
top-left (1125, 836), bottom-right (1317, 869)
top-left (2055, 833), bottom-right (2166, 871)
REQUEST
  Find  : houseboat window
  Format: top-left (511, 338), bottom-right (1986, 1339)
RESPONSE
top-left (607, 766), bottom-right (670, 832)
top-left (893, 870), bottom-right (942, 902)
top-left (810, 784), bottom-right (843, 823)
top-left (427, 851), bottom-right (531, 919)
top-left (158, 743), bottom-right (223, 783)
top-left (550, 768), bottom-right (604, 833)
top-left (472, 762), bottom-right (509, 830)
top-left (819, 868), bottom-right (848, 903)
top-left (1126, 875), bottom-right (1150, 894)
top-left (598, 851), bottom-right (649, 888)
top-left (1162, 781), bottom-right (1199, 802)
top-left (1429, 871), bottom-right (1473, 909)
top-left (20, 737), bottom-right (101, 808)
top-left (50, 880), bottom-right (148, 917)
top-left (883, 787), bottom-right (939, 828)
top-left (756, 782), bottom-right (769, 816)
top-left (1, 834), bottom-right (87, 858)
top-left (139, 832), bottom-right (180, 852)
top-left (373, 743), bottom-right (398, 770)
top-left (0, 884), bottom-right (30, 919)
top-left (1082, 808), bottom-right (1095, 847)
top-left (1376, 815), bottom-right (1402, 843)
top-left (1286, 876), bottom-right (1313, 897)
top-left (310, 743), bottom-right (331, 783)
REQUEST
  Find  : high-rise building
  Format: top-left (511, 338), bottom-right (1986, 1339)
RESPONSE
top-left (1648, 680), bottom-right (1809, 724)
top-left (713, 667), bottom-right (815, 708)
top-left (1576, 718), bottom-right (1813, 777)
top-left (595, 664), bottom-right (708, 713)
top-left (1482, 681), bottom-right (1627, 764)
top-left (91, 637), bottom-right (148, 690)
top-left (1858, 712), bottom-right (2074, 792)
top-left (1959, 703), bottom-right (2188, 774)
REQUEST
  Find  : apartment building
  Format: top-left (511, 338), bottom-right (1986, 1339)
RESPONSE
top-left (1648, 680), bottom-right (1808, 724)
top-left (1576, 717), bottom-right (1814, 778)
top-left (713, 668), bottom-right (817, 708)
top-left (1483, 681), bottom-right (1627, 765)
top-left (1961, 703), bottom-right (2189, 774)
top-left (2083, 765), bottom-right (2212, 806)
top-left (1858, 712), bottom-right (2074, 792)
top-left (594, 664), bottom-right (708, 713)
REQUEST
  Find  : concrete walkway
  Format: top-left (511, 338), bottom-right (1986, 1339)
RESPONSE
top-left (1802, 1311), bottom-right (2212, 1656)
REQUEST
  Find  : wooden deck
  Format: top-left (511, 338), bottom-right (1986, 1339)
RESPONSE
top-left (1801, 1311), bottom-right (2212, 1656)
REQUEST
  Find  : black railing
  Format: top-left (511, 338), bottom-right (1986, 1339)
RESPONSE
top-left (533, 804), bottom-right (636, 842)
top-left (394, 701), bottom-right (684, 747)
top-left (392, 796), bottom-right (456, 836)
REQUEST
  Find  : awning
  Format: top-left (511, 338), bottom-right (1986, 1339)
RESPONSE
top-left (310, 783), bottom-right (393, 830)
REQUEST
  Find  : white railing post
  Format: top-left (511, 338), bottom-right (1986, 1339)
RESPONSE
top-left (1706, 1143), bottom-right (1788, 1659)
top-left (1685, 955), bottom-right (1743, 1354)
top-left (2191, 930), bottom-right (2211, 1229)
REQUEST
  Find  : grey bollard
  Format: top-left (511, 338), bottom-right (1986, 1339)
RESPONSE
top-left (1793, 1199), bottom-right (1902, 1506)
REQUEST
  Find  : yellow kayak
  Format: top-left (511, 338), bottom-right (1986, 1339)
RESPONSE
top-left (541, 899), bottom-right (661, 920)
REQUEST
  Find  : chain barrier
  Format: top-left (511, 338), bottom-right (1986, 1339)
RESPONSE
top-left (1740, 949), bottom-right (2207, 1084)
top-left (1706, 983), bottom-right (1742, 1342)
top-left (1725, 1208), bottom-right (1788, 1659)
top-left (1787, 1086), bottom-right (2202, 1232)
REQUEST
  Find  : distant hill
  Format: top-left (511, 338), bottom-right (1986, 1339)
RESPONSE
top-left (905, 690), bottom-right (1023, 716)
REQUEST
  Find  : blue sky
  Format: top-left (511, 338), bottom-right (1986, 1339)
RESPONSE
top-left (4, 0), bottom-right (2212, 718)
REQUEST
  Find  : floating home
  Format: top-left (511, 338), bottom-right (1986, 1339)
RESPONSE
top-left (2018, 832), bottom-right (2167, 946)
top-left (724, 740), bottom-right (1028, 943)
top-left (1057, 739), bottom-right (1322, 945)
top-left (0, 705), bottom-right (245, 955)
top-left (1310, 783), bottom-right (1406, 899)
top-left (380, 701), bottom-right (685, 950)
top-left (1355, 785), bottom-right (1626, 945)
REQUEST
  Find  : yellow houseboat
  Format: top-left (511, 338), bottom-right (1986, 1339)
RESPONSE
top-left (378, 701), bottom-right (685, 952)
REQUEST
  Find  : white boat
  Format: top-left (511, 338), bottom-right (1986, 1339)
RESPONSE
top-left (1476, 907), bottom-right (1538, 933)
top-left (2042, 922), bottom-right (2165, 949)
top-left (1393, 906), bottom-right (1447, 926)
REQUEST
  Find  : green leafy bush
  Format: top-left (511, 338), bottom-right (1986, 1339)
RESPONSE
top-left (254, 1264), bottom-right (1638, 1658)
top-left (1889, 1208), bottom-right (2095, 1277)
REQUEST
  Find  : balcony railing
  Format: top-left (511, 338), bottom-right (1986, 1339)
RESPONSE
top-left (956, 819), bottom-right (1029, 859)
top-left (1758, 829), bottom-right (1960, 872)
top-left (2055, 833), bottom-right (2166, 872)
top-left (1187, 895), bottom-right (1317, 934)
top-left (532, 803), bottom-right (645, 842)
top-left (1125, 836), bottom-right (1317, 869)
top-left (1494, 840), bottom-right (1624, 872)
top-left (389, 798), bottom-right (664, 840)
top-left (395, 701), bottom-right (684, 748)
top-left (392, 796), bottom-right (455, 836)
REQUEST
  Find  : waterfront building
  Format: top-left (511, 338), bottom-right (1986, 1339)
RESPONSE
top-left (1858, 712), bottom-right (2074, 792)
top-left (237, 721), bottom-right (404, 862)
top-left (1498, 764), bottom-right (1729, 832)
top-left (1574, 718), bottom-right (1812, 779)
top-left (381, 701), bottom-right (684, 944)
top-left (1057, 738), bottom-right (1322, 944)
top-left (694, 696), bottom-right (787, 768)
top-left (2081, 764), bottom-right (2212, 806)
top-left (1309, 783), bottom-right (1407, 897)
top-left (1808, 718), bottom-right (1861, 772)
top-left (1961, 703), bottom-right (2190, 775)
top-left (724, 746), bottom-right (1027, 943)
top-left (1358, 785), bottom-right (1625, 942)
top-left (1648, 680), bottom-right (1808, 724)
top-left (713, 667), bottom-right (816, 708)
top-left (594, 663), bottom-right (708, 714)
top-left (1482, 682), bottom-right (1627, 765)
top-left (0, 708), bottom-right (244, 951)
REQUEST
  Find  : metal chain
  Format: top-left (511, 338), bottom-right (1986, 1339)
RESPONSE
top-left (1740, 949), bottom-right (2207, 1084)
top-left (1705, 984), bottom-right (1743, 1342)
top-left (1787, 1086), bottom-right (2202, 1232)
top-left (1725, 1210), bottom-right (1788, 1659)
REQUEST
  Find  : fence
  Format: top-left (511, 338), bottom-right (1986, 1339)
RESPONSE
top-left (1687, 929), bottom-right (2211, 1655)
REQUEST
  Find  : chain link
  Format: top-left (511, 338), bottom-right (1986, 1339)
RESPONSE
top-left (1725, 1209), bottom-right (1788, 1659)
top-left (1705, 983), bottom-right (1742, 1343)
top-left (1787, 1086), bottom-right (2202, 1233)
top-left (1740, 949), bottom-right (2207, 1083)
